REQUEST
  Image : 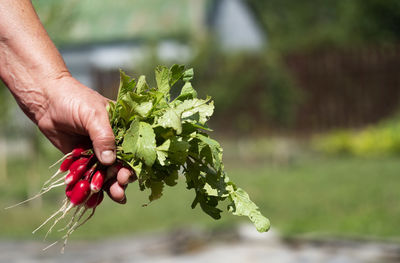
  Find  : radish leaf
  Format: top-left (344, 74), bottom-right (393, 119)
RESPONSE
top-left (122, 118), bottom-right (157, 167)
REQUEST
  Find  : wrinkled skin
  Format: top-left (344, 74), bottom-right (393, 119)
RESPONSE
top-left (0, 0), bottom-right (135, 203)
top-left (38, 77), bottom-right (114, 158)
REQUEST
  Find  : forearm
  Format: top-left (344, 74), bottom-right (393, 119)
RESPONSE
top-left (0, 0), bottom-right (70, 123)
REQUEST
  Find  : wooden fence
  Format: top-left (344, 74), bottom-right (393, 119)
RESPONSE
top-left (285, 45), bottom-right (400, 131)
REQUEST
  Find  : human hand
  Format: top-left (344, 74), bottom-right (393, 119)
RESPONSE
top-left (37, 75), bottom-right (135, 203)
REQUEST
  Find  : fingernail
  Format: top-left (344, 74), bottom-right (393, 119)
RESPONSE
top-left (101, 150), bottom-right (115, 164)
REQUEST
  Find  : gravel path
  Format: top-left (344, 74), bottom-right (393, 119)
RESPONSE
top-left (1, 225), bottom-right (399, 263)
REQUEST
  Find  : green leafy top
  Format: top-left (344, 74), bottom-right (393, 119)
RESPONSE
top-left (107, 65), bottom-right (270, 232)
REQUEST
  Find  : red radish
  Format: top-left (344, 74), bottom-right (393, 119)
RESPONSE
top-left (71, 147), bottom-right (86, 158)
top-left (65, 157), bottom-right (94, 186)
top-left (85, 191), bottom-right (104, 208)
top-left (83, 163), bottom-right (98, 180)
top-left (69, 157), bottom-right (91, 173)
top-left (65, 171), bottom-right (82, 187)
top-left (48, 147), bottom-right (87, 170)
top-left (90, 170), bottom-right (105, 193)
top-left (41, 156), bottom-right (78, 189)
top-left (24, 151), bottom-right (133, 250)
top-left (60, 156), bottom-right (76, 172)
top-left (69, 180), bottom-right (91, 206)
top-left (74, 163), bottom-right (89, 178)
top-left (67, 156), bottom-right (93, 184)
top-left (65, 184), bottom-right (73, 199)
top-left (42, 157), bottom-right (90, 194)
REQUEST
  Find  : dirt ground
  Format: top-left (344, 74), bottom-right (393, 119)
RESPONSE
top-left (1, 225), bottom-right (400, 263)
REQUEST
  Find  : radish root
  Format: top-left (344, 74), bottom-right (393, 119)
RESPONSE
top-left (48, 153), bottom-right (72, 169)
top-left (32, 198), bottom-right (68, 234)
top-left (44, 203), bottom-right (74, 239)
top-left (5, 182), bottom-right (66, 210)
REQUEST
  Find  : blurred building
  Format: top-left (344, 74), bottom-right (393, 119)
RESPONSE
top-left (209, 0), bottom-right (266, 51)
top-left (50, 0), bottom-right (266, 96)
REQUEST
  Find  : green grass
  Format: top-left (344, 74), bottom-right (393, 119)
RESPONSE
top-left (230, 156), bottom-right (400, 240)
top-left (1, 141), bottom-right (400, 241)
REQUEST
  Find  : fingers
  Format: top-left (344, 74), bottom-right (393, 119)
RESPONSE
top-left (117, 167), bottom-right (137, 186)
top-left (86, 110), bottom-right (116, 166)
top-left (105, 164), bottom-right (136, 204)
top-left (108, 180), bottom-right (126, 204)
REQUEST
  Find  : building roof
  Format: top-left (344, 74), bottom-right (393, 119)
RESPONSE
top-left (34, 0), bottom-right (209, 46)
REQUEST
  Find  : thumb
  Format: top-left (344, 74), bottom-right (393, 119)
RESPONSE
top-left (86, 111), bottom-right (116, 165)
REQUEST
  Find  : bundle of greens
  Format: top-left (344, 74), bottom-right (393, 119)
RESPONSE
top-left (109, 65), bottom-right (270, 232)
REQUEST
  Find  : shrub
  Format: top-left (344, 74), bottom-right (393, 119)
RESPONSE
top-left (313, 114), bottom-right (400, 156)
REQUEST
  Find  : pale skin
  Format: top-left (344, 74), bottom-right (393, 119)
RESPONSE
top-left (0, 0), bottom-right (134, 203)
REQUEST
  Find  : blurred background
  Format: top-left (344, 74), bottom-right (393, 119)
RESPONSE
top-left (1, 0), bottom-right (400, 262)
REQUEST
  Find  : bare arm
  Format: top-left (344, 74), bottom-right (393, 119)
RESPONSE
top-left (0, 0), bottom-right (68, 122)
top-left (0, 0), bottom-right (132, 203)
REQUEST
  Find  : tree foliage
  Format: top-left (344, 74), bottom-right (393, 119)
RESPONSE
top-left (247, 0), bottom-right (400, 51)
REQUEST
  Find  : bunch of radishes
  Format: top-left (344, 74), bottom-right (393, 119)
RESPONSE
top-left (7, 147), bottom-right (133, 251)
